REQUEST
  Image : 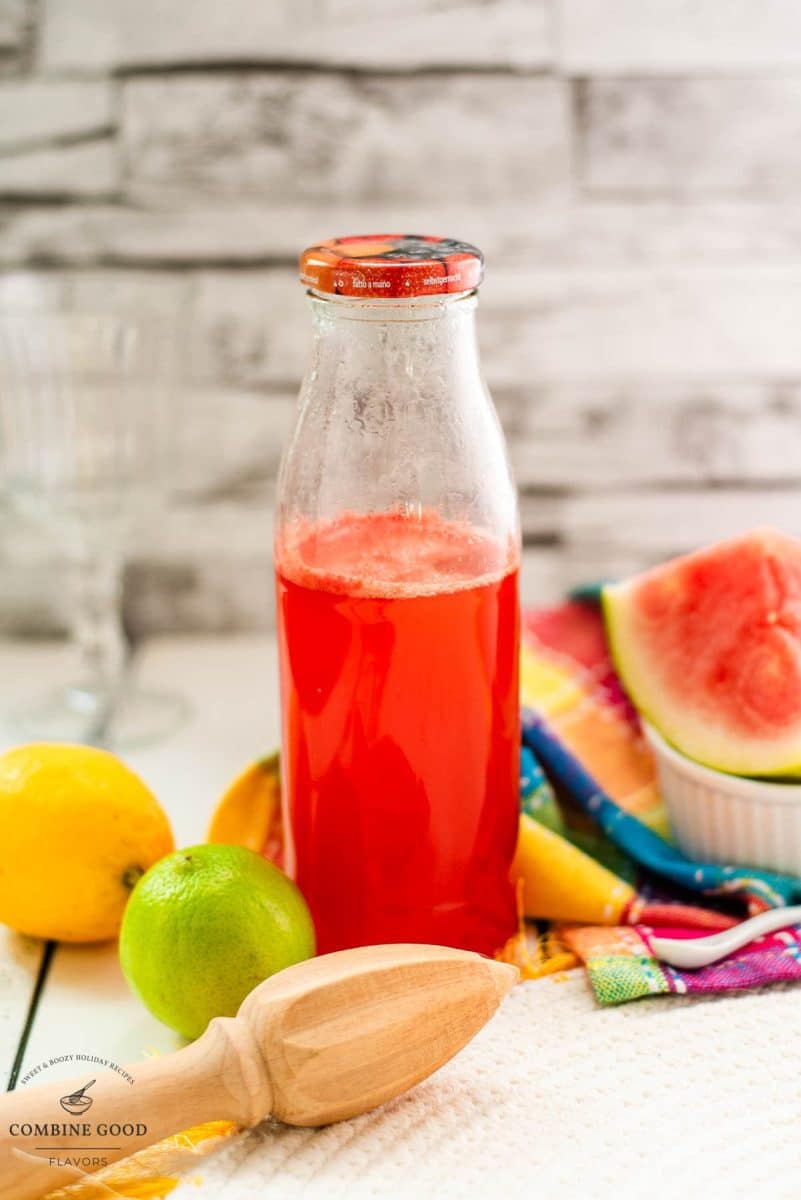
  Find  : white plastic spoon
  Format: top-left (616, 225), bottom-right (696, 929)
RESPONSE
top-left (650, 904), bottom-right (801, 969)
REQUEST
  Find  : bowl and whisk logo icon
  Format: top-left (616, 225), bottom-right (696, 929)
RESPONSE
top-left (59, 1079), bottom-right (96, 1116)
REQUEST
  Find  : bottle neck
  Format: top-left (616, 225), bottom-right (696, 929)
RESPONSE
top-left (305, 290), bottom-right (483, 395)
top-left (278, 286), bottom-right (518, 559)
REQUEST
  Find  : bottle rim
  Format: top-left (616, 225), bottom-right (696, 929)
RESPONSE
top-left (306, 288), bottom-right (478, 322)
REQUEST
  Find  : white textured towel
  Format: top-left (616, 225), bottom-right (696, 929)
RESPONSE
top-left (172, 972), bottom-right (801, 1199)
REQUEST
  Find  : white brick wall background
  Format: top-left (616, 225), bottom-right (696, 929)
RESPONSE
top-left (3, 0), bottom-right (801, 633)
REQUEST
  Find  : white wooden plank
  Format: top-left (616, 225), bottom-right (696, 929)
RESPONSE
top-left (500, 380), bottom-right (801, 488)
top-left (561, 0), bottom-right (801, 73)
top-left (0, 0), bottom-right (26, 51)
top-left (192, 270), bottom-right (306, 387)
top-left (7, 259), bottom-right (801, 632)
top-left (520, 487), bottom-right (801, 560)
top-left (0, 268), bottom-right (70, 308)
top-left (40, 0), bottom-right (550, 71)
top-left (125, 634), bottom-right (280, 847)
top-left (8, 202), bottom-right (801, 269)
top-left (1, 378), bottom-right (275, 627)
top-left (15, 633), bottom-right (280, 1078)
top-left (0, 140), bottom-right (118, 199)
top-left (0, 639), bottom-right (76, 746)
top-left (193, 265), bottom-right (801, 387)
top-left (0, 548), bottom-right (68, 638)
top-left (525, 541), bottom-right (652, 598)
top-left (168, 378), bottom-right (801, 501)
top-left (580, 78), bottom-right (801, 198)
top-left (16, 940), bottom-right (180, 1088)
top-left (127, 554), bottom-right (276, 637)
top-left (0, 488), bottom-right (555, 638)
top-left (172, 388), bottom-right (293, 498)
top-left (67, 268), bottom-right (193, 317)
top-left (0, 80), bottom-right (113, 152)
top-left (0, 633), bottom-right (281, 841)
top-left (118, 373), bottom-right (801, 501)
top-left (520, 490), bottom-right (801, 597)
top-left (17, 258), bottom-right (801, 392)
top-left (482, 266), bottom-right (801, 384)
top-left (0, 640), bottom-right (83, 1088)
top-left (125, 485), bottom-right (563, 632)
top-left (519, 545), bottom-right (564, 607)
top-left (121, 74), bottom-right (570, 206)
top-left (7, 474), bottom-right (801, 638)
top-left (0, 927), bottom-right (44, 1089)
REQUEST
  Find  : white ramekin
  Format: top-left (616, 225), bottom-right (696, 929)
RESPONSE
top-left (643, 721), bottom-right (801, 876)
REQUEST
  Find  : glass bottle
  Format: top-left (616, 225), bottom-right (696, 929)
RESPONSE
top-left (275, 235), bottom-right (520, 956)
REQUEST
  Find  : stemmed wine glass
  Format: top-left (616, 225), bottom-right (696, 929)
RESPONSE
top-left (0, 303), bottom-right (188, 747)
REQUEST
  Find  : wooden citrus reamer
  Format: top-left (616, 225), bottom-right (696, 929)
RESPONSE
top-left (0, 944), bottom-right (517, 1200)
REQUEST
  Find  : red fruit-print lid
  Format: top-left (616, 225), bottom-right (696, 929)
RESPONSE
top-left (299, 234), bottom-right (484, 299)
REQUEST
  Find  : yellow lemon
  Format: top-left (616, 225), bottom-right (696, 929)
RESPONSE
top-left (0, 743), bottom-right (174, 942)
top-left (207, 752), bottom-right (281, 856)
top-left (512, 813), bottom-right (635, 925)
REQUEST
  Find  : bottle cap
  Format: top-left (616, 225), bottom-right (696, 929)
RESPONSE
top-left (299, 234), bottom-right (484, 300)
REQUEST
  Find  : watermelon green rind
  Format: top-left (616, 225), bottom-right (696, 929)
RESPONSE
top-left (602, 529), bottom-right (801, 778)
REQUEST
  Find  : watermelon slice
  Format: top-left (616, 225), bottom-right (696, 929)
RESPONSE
top-left (602, 528), bottom-right (801, 777)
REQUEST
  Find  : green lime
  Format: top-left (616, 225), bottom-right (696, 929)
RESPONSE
top-left (119, 844), bottom-right (316, 1040)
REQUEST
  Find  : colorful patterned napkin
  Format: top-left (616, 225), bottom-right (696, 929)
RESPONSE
top-left (513, 599), bottom-right (801, 1005)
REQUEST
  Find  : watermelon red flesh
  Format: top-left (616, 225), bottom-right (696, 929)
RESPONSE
top-left (602, 528), bottom-right (801, 777)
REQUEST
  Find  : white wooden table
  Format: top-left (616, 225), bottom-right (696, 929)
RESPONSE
top-left (0, 634), bottom-right (282, 1094)
top-left (3, 636), bottom-right (801, 1199)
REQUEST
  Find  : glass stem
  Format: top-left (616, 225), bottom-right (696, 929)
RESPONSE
top-left (68, 553), bottom-right (128, 718)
